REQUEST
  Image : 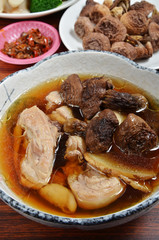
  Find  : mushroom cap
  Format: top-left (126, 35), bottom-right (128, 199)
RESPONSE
top-left (111, 41), bottom-right (137, 60)
top-left (83, 32), bottom-right (111, 51)
top-left (120, 10), bottom-right (148, 35)
top-left (95, 15), bottom-right (127, 43)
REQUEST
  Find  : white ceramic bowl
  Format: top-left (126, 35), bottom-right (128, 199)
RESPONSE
top-left (0, 50), bottom-right (159, 229)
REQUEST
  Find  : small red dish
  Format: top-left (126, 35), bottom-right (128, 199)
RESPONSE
top-left (0, 21), bottom-right (61, 65)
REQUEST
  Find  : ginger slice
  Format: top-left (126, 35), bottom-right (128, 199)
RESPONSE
top-left (84, 152), bottom-right (157, 180)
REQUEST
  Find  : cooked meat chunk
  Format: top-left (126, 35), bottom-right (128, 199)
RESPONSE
top-left (103, 90), bottom-right (148, 112)
top-left (80, 0), bottom-right (97, 17)
top-left (83, 32), bottom-right (111, 51)
top-left (60, 74), bottom-right (83, 106)
top-left (49, 106), bottom-right (74, 125)
top-left (63, 118), bottom-right (87, 135)
top-left (86, 109), bottom-right (119, 153)
top-left (17, 106), bottom-right (59, 189)
top-left (65, 135), bottom-right (86, 162)
top-left (130, 1), bottom-right (154, 16)
top-left (120, 10), bottom-right (148, 35)
top-left (95, 15), bottom-right (127, 43)
top-left (89, 3), bottom-right (111, 24)
top-left (74, 16), bottom-right (94, 39)
top-left (81, 76), bottom-right (114, 119)
top-left (114, 113), bottom-right (158, 155)
top-left (111, 42), bottom-right (137, 60)
top-left (45, 91), bottom-right (63, 111)
top-left (148, 22), bottom-right (159, 52)
top-left (68, 167), bottom-right (125, 210)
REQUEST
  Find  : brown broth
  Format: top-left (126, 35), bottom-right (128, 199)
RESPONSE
top-left (0, 74), bottom-right (159, 218)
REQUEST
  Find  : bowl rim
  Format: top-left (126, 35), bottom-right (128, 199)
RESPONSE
top-left (0, 50), bottom-right (159, 227)
top-left (0, 20), bottom-right (61, 65)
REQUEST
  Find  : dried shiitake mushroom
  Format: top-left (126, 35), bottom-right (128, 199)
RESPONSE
top-left (120, 10), bottom-right (149, 35)
top-left (111, 41), bottom-right (137, 60)
top-left (95, 15), bottom-right (127, 43)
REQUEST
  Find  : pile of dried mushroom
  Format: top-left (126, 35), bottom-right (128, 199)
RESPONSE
top-left (74, 0), bottom-right (159, 60)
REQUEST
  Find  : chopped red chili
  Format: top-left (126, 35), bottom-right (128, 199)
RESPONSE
top-left (1, 28), bottom-right (53, 59)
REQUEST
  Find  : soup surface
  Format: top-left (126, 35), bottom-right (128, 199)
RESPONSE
top-left (0, 74), bottom-right (159, 218)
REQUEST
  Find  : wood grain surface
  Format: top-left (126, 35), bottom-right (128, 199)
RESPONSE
top-left (0, 9), bottom-right (159, 240)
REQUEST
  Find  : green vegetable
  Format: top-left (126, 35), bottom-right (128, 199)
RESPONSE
top-left (30, 0), bottom-right (62, 12)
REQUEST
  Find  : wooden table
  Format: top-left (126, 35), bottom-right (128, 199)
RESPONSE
top-left (0, 10), bottom-right (159, 240)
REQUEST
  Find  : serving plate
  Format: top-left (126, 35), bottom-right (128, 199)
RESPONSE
top-left (0, 50), bottom-right (159, 229)
top-left (0, 0), bottom-right (79, 19)
top-left (59, 0), bottom-right (159, 69)
top-left (0, 21), bottom-right (61, 65)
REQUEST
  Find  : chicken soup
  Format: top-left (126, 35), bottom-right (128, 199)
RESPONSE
top-left (0, 74), bottom-right (159, 218)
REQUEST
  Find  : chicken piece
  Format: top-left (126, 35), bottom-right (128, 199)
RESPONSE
top-left (17, 106), bottom-right (59, 189)
top-left (84, 152), bottom-right (157, 180)
top-left (130, 1), bottom-right (155, 17)
top-left (80, 0), bottom-right (97, 17)
top-left (89, 3), bottom-right (111, 24)
top-left (86, 109), bottom-right (119, 153)
top-left (148, 22), bottom-right (159, 52)
top-left (114, 113), bottom-right (158, 155)
top-left (68, 167), bottom-right (125, 210)
top-left (65, 135), bottom-right (86, 162)
top-left (103, 90), bottom-right (148, 112)
top-left (81, 76), bottom-right (113, 119)
top-left (46, 91), bottom-right (63, 111)
top-left (111, 42), bottom-right (137, 60)
top-left (83, 32), bottom-right (111, 51)
top-left (120, 10), bottom-right (148, 35)
top-left (63, 118), bottom-right (87, 135)
top-left (60, 74), bottom-right (83, 107)
top-left (95, 15), bottom-right (127, 43)
top-left (49, 106), bottom-right (74, 125)
top-left (74, 16), bottom-right (94, 39)
top-left (39, 183), bottom-right (77, 214)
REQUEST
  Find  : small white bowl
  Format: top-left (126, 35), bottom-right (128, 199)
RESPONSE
top-left (0, 50), bottom-right (159, 229)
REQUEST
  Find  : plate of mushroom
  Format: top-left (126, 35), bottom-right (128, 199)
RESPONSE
top-left (59, 0), bottom-right (159, 69)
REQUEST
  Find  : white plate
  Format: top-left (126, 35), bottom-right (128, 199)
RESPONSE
top-left (59, 0), bottom-right (159, 69)
top-left (0, 0), bottom-right (79, 19)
